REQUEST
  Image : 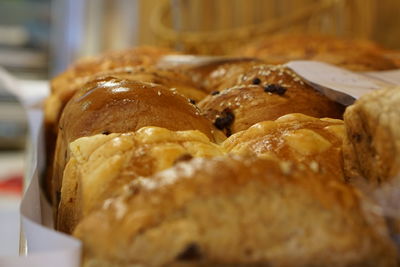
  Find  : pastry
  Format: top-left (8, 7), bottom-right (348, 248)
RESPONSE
top-left (74, 156), bottom-right (397, 267)
top-left (198, 63), bottom-right (344, 136)
top-left (44, 47), bottom-right (178, 198)
top-left (46, 46), bottom-right (176, 136)
top-left (45, 65), bottom-right (206, 139)
top-left (223, 113), bottom-right (345, 180)
top-left (343, 87), bottom-right (400, 184)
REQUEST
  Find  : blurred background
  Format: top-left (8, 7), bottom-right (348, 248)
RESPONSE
top-left (0, 0), bottom-right (400, 256)
top-left (0, 0), bottom-right (400, 79)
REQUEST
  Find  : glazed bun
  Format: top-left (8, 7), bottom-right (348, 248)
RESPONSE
top-left (43, 47), bottom-right (179, 198)
top-left (46, 46), bottom-right (175, 130)
top-left (198, 63), bottom-right (344, 135)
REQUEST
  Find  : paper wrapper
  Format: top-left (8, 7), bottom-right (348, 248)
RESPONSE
top-left (0, 61), bottom-right (399, 266)
top-left (0, 68), bottom-right (81, 267)
top-left (286, 61), bottom-right (400, 106)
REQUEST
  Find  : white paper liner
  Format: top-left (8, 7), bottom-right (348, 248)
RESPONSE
top-left (286, 60), bottom-right (398, 106)
top-left (0, 67), bottom-right (81, 267)
top-left (0, 61), bottom-right (399, 266)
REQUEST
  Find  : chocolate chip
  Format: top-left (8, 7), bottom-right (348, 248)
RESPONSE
top-left (211, 91), bottom-right (220, 95)
top-left (177, 243), bottom-right (202, 261)
top-left (173, 153), bottom-right (193, 165)
top-left (189, 99), bottom-right (196, 104)
top-left (214, 108), bottom-right (235, 137)
top-left (252, 77), bottom-right (261, 85)
top-left (264, 84), bottom-right (287, 95)
top-left (102, 130), bottom-right (111, 135)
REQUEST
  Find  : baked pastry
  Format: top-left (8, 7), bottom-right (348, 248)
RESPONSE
top-left (165, 58), bottom-right (260, 94)
top-left (198, 63), bottom-right (344, 136)
top-left (99, 66), bottom-right (207, 103)
top-left (46, 46), bottom-right (176, 134)
top-left (74, 156), bottom-right (397, 267)
top-left (234, 34), bottom-right (398, 71)
top-left (51, 46), bottom-right (174, 94)
top-left (223, 113), bottom-right (345, 180)
top-left (201, 60), bottom-right (259, 93)
top-left (343, 87), bottom-right (400, 184)
top-left (58, 127), bottom-right (224, 233)
top-left (45, 65), bottom-right (206, 138)
top-left (44, 46), bottom-right (177, 198)
top-left (50, 77), bottom-right (223, 206)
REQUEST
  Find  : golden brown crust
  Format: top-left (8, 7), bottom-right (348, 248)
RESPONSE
top-left (223, 113), bottom-right (345, 180)
top-left (343, 87), bottom-right (400, 185)
top-left (46, 47), bottom-right (175, 126)
top-left (74, 156), bottom-right (397, 267)
top-left (59, 77), bottom-right (215, 142)
top-left (44, 47), bottom-right (178, 199)
top-left (234, 34), bottom-right (397, 71)
top-left (58, 127), bottom-right (224, 233)
top-left (98, 66), bottom-right (207, 103)
top-left (45, 65), bottom-right (207, 135)
top-left (51, 77), bottom-right (220, 206)
top-left (198, 63), bottom-right (344, 135)
top-left (51, 46), bottom-right (175, 95)
top-left (175, 59), bottom-right (261, 94)
top-left (202, 60), bottom-right (260, 93)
